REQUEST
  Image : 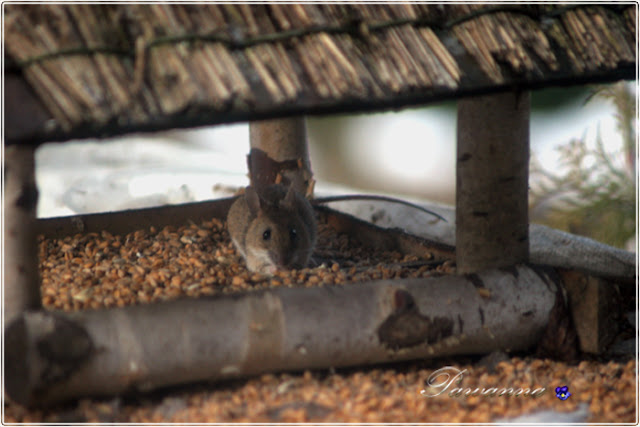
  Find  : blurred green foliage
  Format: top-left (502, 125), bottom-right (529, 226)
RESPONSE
top-left (530, 82), bottom-right (636, 249)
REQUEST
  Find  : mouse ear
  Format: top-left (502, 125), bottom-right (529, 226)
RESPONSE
top-left (245, 186), bottom-right (261, 215)
top-left (282, 185), bottom-right (296, 209)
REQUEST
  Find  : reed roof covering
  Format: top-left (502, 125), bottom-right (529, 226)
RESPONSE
top-left (5, 4), bottom-right (636, 144)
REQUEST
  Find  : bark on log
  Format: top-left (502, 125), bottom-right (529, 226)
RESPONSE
top-left (529, 224), bottom-right (635, 282)
top-left (4, 145), bottom-right (42, 326)
top-left (456, 92), bottom-right (530, 274)
top-left (248, 118), bottom-right (314, 197)
top-left (6, 265), bottom-right (558, 407)
top-left (328, 200), bottom-right (635, 282)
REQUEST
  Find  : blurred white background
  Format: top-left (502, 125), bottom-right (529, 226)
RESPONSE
top-left (34, 85), bottom-right (629, 219)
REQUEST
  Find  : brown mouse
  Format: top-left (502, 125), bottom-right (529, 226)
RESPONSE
top-left (227, 184), bottom-right (317, 275)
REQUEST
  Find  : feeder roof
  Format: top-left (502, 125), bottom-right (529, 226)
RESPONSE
top-left (4, 3), bottom-right (636, 144)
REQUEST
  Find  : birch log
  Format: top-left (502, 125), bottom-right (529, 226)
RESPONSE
top-left (6, 265), bottom-right (558, 407)
top-left (325, 200), bottom-right (635, 281)
top-left (248, 118), bottom-right (314, 197)
top-left (4, 145), bottom-right (42, 326)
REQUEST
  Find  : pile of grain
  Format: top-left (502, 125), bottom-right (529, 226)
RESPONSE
top-left (39, 213), bottom-right (452, 312)
top-left (5, 356), bottom-right (635, 423)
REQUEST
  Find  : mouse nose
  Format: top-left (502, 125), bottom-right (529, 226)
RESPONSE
top-left (269, 251), bottom-right (286, 268)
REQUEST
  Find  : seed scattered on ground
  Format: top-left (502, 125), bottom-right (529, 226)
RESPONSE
top-left (38, 213), bottom-right (451, 312)
top-left (5, 212), bottom-right (632, 422)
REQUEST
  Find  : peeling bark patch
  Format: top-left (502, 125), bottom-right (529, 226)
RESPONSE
top-left (465, 274), bottom-right (484, 289)
top-left (370, 209), bottom-right (386, 223)
top-left (392, 289), bottom-right (416, 311)
top-left (36, 315), bottom-right (94, 385)
top-left (378, 312), bottom-right (454, 350)
top-left (378, 291), bottom-right (453, 350)
top-left (16, 182), bottom-right (39, 210)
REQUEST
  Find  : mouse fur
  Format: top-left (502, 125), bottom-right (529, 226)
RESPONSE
top-left (227, 184), bottom-right (317, 275)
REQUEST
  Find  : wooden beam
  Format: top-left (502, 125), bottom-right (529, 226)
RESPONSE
top-left (37, 197), bottom-right (236, 238)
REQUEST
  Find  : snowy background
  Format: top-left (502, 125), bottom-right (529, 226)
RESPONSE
top-left (35, 90), bottom-right (624, 220)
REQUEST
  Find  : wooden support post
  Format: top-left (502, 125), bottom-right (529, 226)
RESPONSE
top-left (248, 118), bottom-right (314, 197)
top-left (5, 74), bottom-right (53, 144)
top-left (4, 145), bottom-right (42, 326)
top-left (456, 92), bottom-right (530, 274)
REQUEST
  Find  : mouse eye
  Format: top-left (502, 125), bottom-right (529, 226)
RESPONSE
top-left (289, 228), bottom-right (297, 240)
top-left (263, 229), bottom-right (271, 241)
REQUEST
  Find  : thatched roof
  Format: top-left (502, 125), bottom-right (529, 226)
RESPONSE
top-left (5, 4), bottom-right (636, 145)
